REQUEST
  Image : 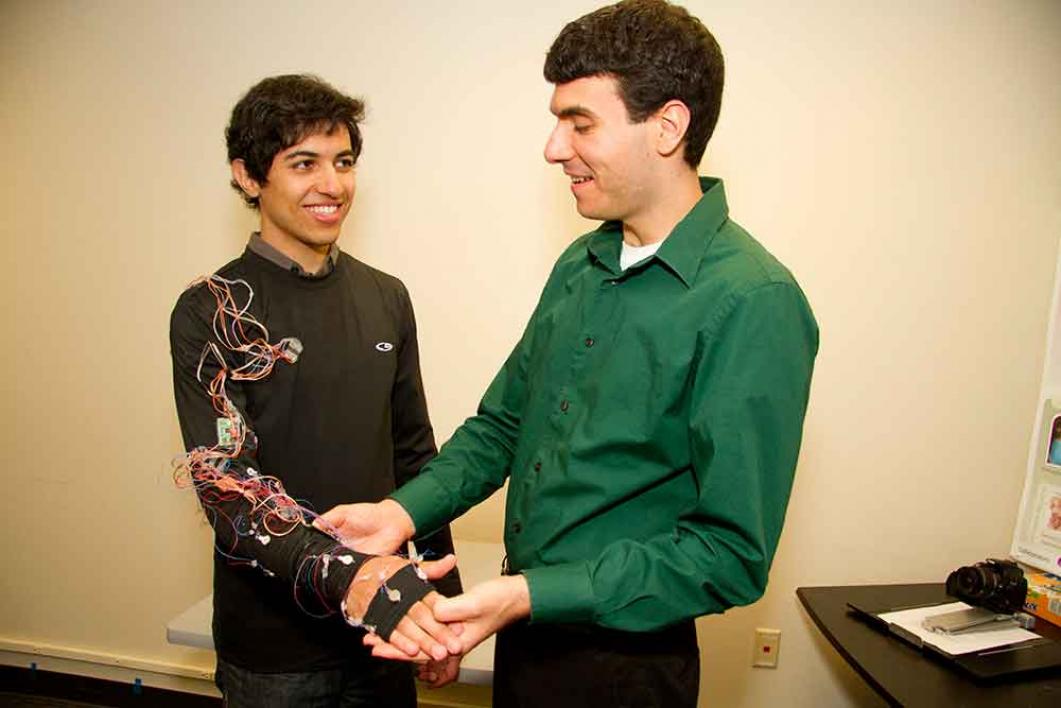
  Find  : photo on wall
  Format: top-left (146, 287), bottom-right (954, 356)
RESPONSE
top-left (1034, 484), bottom-right (1061, 550)
top-left (1047, 415), bottom-right (1061, 467)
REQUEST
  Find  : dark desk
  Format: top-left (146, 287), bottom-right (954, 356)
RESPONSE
top-left (797, 584), bottom-right (1061, 707)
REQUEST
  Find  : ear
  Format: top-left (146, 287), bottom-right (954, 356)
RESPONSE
top-left (230, 159), bottom-right (261, 199)
top-left (653, 100), bottom-right (691, 159)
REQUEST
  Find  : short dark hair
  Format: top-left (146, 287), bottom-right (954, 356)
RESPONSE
top-left (225, 74), bottom-right (365, 208)
top-left (544, 0), bottom-right (724, 168)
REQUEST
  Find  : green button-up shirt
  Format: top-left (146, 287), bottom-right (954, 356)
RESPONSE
top-left (393, 178), bottom-right (818, 631)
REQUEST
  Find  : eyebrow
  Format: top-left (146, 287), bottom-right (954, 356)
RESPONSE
top-left (554, 105), bottom-right (597, 120)
top-left (282, 149), bottom-right (356, 162)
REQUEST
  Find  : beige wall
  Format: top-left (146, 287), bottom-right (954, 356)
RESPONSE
top-left (2, 0), bottom-right (1060, 705)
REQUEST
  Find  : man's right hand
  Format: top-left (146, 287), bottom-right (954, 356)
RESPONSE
top-left (365, 574), bottom-right (529, 662)
top-left (314, 499), bottom-right (416, 555)
top-left (343, 554), bottom-right (463, 662)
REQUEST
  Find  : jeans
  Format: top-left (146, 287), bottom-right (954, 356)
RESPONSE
top-left (215, 656), bottom-right (416, 708)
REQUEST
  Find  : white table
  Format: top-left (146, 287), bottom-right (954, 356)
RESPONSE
top-left (166, 540), bottom-right (504, 686)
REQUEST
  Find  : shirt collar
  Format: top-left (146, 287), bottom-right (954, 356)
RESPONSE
top-left (247, 232), bottom-right (339, 279)
top-left (586, 177), bottom-right (729, 288)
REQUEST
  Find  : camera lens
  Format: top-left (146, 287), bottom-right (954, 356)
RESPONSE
top-left (946, 559), bottom-right (1027, 615)
top-left (954, 567), bottom-right (990, 598)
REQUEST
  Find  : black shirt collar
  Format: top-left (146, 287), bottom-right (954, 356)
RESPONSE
top-left (247, 232), bottom-right (339, 279)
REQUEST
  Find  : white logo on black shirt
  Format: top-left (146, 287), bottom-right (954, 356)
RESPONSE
top-left (375, 342), bottom-right (394, 352)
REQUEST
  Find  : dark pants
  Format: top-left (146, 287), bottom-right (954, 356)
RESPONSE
top-left (492, 620), bottom-right (700, 708)
top-left (215, 657), bottom-right (416, 708)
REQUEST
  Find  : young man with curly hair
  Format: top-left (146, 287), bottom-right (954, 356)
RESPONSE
top-left (323, 2), bottom-right (819, 705)
top-left (170, 74), bottom-right (463, 708)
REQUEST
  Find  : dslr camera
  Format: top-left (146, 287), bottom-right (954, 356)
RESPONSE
top-left (945, 558), bottom-right (1027, 615)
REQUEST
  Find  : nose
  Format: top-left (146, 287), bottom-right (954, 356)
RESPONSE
top-left (543, 123), bottom-right (572, 164)
top-left (317, 164), bottom-right (343, 196)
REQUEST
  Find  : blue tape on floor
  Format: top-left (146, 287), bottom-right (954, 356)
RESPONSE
top-left (133, 677), bottom-right (142, 695)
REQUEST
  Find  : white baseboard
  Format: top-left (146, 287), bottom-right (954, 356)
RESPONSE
top-left (0, 639), bottom-right (219, 698)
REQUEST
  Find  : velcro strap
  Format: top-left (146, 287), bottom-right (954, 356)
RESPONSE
top-left (362, 564), bottom-right (433, 641)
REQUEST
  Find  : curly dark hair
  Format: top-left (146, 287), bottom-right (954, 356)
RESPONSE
top-left (544, 0), bottom-right (724, 168)
top-left (225, 74), bottom-right (365, 209)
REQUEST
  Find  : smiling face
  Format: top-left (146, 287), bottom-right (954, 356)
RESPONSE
top-left (543, 75), bottom-right (660, 226)
top-left (232, 124), bottom-right (356, 267)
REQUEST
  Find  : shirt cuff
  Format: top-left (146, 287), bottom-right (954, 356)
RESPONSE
top-left (523, 561), bottom-right (596, 625)
top-left (388, 474), bottom-right (452, 538)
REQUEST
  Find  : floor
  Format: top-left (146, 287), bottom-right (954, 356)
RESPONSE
top-left (0, 667), bottom-right (220, 708)
top-left (0, 665), bottom-right (489, 708)
top-left (0, 696), bottom-right (107, 708)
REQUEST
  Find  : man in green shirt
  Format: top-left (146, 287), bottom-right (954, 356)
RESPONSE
top-left (320, 1), bottom-right (818, 704)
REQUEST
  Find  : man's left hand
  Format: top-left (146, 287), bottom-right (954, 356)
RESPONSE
top-left (314, 499), bottom-right (415, 555)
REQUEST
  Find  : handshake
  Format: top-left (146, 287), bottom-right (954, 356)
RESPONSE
top-left (315, 499), bottom-right (530, 688)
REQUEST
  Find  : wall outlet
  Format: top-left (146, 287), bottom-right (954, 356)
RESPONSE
top-left (752, 628), bottom-right (781, 668)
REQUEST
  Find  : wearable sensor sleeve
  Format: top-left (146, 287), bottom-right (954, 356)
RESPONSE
top-left (204, 491), bottom-right (366, 611)
top-left (361, 564), bottom-right (433, 641)
top-left (205, 492), bottom-right (434, 639)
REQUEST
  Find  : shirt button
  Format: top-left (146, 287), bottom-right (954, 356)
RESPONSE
top-left (533, 461), bottom-right (542, 472)
top-left (560, 399), bottom-right (570, 412)
top-left (584, 337), bottom-right (595, 348)
top-left (512, 521), bottom-right (522, 534)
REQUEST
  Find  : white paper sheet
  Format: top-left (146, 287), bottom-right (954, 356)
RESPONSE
top-left (878, 601), bottom-right (1039, 655)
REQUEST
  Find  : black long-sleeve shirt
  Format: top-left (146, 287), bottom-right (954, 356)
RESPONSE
top-left (170, 240), bottom-right (460, 671)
